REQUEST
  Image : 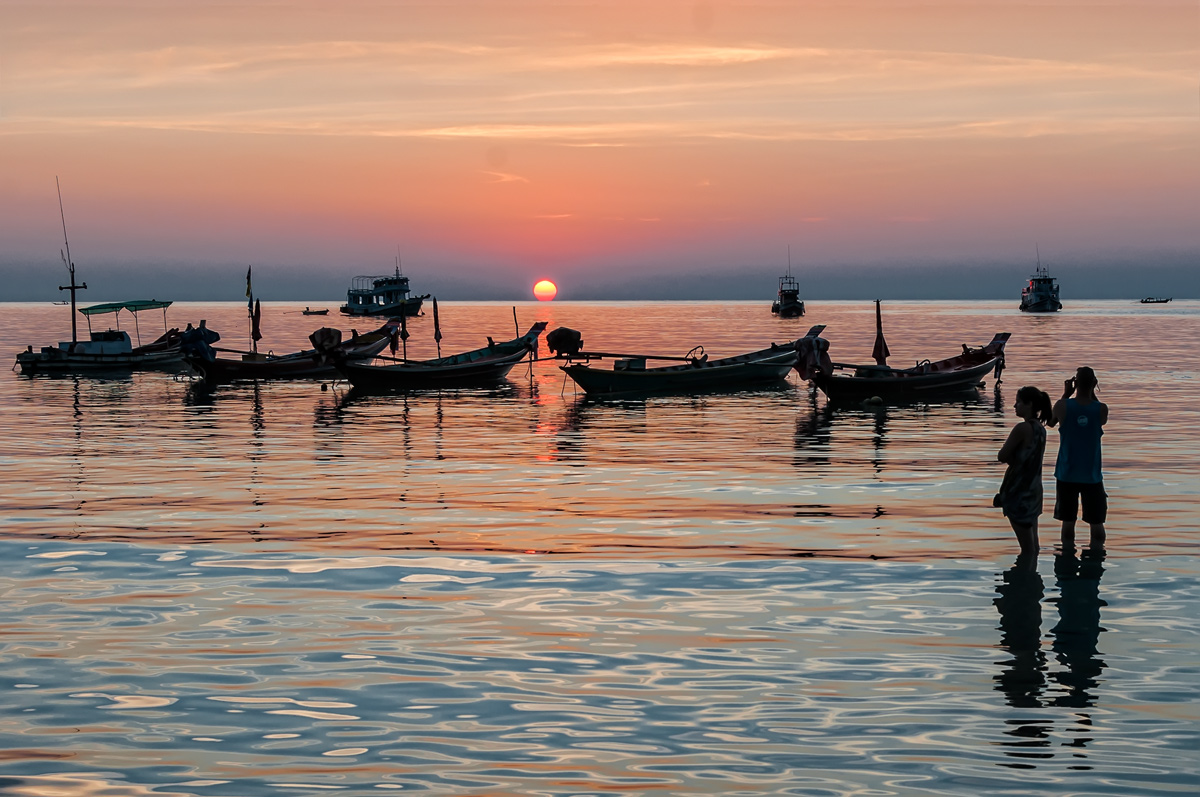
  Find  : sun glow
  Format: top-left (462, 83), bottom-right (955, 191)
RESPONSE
top-left (533, 279), bottom-right (558, 301)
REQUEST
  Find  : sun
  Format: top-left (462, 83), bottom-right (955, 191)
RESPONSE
top-left (533, 279), bottom-right (558, 301)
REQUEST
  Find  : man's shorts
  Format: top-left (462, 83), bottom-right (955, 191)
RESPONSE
top-left (1054, 480), bottom-right (1108, 524)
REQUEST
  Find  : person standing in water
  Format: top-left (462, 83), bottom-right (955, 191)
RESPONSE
top-left (1053, 367), bottom-right (1108, 551)
top-left (997, 386), bottom-right (1054, 556)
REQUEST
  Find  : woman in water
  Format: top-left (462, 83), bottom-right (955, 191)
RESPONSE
top-left (997, 386), bottom-right (1054, 556)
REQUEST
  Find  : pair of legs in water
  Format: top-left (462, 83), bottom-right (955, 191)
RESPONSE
top-left (1009, 518), bottom-right (1105, 556)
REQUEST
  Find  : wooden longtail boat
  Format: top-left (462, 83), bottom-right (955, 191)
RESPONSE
top-left (559, 340), bottom-right (800, 397)
top-left (795, 327), bottom-right (1011, 401)
top-left (335, 322), bottom-right (547, 391)
top-left (185, 319), bottom-right (400, 383)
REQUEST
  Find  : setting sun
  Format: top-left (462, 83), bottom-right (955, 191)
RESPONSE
top-left (533, 279), bottom-right (558, 301)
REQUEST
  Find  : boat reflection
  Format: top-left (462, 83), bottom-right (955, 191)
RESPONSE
top-left (993, 550), bottom-right (1107, 766)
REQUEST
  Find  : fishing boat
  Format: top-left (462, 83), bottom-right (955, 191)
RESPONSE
top-left (1019, 254), bottom-right (1062, 312)
top-left (184, 319), bottom-right (401, 383)
top-left (335, 322), bottom-right (548, 391)
top-left (340, 265), bottom-right (429, 317)
top-left (558, 339), bottom-right (800, 397)
top-left (16, 300), bottom-right (184, 375)
top-left (15, 181), bottom-right (186, 375)
top-left (770, 272), bottom-right (805, 317)
top-left (1140, 297), bottom-right (1172, 304)
top-left (302, 307), bottom-right (330, 315)
top-left (794, 309), bottom-right (1010, 401)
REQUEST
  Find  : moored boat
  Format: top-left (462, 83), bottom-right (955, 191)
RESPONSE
top-left (185, 318), bottom-right (401, 383)
top-left (302, 307), bottom-right (329, 315)
top-left (340, 265), bottom-right (429, 317)
top-left (559, 339), bottom-right (800, 397)
top-left (1140, 297), bottom-right (1172, 304)
top-left (16, 300), bottom-right (185, 375)
top-left (336, 322), bottom-right (547, 391)
top-left (795, 324), bottom-right (1010, 401)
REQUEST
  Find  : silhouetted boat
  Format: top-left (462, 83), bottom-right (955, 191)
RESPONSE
top-left (302, 307), bottom-right (329, 315)
top-left (16, 300), bottom-right (184, 375)
top-left (16, 180), bottom-right (186, 375)
top-left (559, 340), bottom-right (800, 397)
top-left (336, 322), bottom-right (547, 391)
top-left (185, 319), bottom-right (401, 383)
top-left (1020, 255), bottom-right (1062, 312)
top-left (1140, 297), bottom-right (1171, 304)
top-left (340, 265), bottom-right (429, 317)
top-left (796, 323), bottom-right (1010, 401)
top-left (771, 272), bottom-right (805, 318)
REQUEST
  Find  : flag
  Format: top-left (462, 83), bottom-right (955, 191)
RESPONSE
top-left (251, 299), bottom-right (262, 342)
top-left (246, 265), bottom-right (254, 314)
top-left (871, 299), bottom-right (890, 366)
top-left (432, 297), bottom-right (442, 343)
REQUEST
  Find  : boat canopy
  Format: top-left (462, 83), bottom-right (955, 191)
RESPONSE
top-left (80, 300), bottom-right (173, 316)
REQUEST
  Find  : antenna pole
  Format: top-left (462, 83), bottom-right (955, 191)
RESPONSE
top-left (55, 177), bottom-right (87, 344)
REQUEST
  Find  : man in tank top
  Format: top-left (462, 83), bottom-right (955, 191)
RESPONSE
top-left (1052, 367), bottom-right (1108, 551)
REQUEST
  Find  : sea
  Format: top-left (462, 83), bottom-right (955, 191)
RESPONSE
top-left (1, 299), bottom-right (1197, 797)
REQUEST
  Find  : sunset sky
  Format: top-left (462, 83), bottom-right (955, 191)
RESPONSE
top-left (2, 1), bottom-right (1196, 300)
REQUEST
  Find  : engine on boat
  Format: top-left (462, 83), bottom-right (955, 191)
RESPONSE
top-left (546, 327), bottom-right (584, 357)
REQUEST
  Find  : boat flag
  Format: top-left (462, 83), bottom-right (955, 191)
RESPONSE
top-left (251, 299), bottom-right (262, 343)
top-left (871, 299), bottom-right (890, 366)
top-left (432, 297), bottom-right (442, 356)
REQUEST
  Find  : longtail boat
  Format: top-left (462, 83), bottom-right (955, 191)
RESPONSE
top-left (185, 318), bottom-right (401, 383)
top-left (559, 339), bottom-right (800, 397)
top-left (335, 322), bottom-right (547, 391)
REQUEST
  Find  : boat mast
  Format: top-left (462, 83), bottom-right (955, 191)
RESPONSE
top-left (55, 177), bottom-right (87, 344)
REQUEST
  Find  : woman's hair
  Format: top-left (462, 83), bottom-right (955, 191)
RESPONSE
top-left (1076, 366), bottom-right (1098, 391)
top-left (1017, 385), bottom-right (1053, 423)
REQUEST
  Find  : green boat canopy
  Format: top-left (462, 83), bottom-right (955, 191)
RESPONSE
top-left (79, 300), bottom-right (173, 316)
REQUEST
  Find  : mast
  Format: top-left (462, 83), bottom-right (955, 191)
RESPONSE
top-left (55, 177), bottom-right (87, 344)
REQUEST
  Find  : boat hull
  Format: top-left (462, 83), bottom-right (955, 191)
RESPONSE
top-left (339, 296), bottom-right (427, 317)
top-left (335, 323), bottom-right (546, 391)
top-left (15, 346), bottom-right (182, 375)
top-left (1019, 297), bottom-right (1062, 313)
top-left (561, 346), bottom-right (798, 397)
top-left (185, 322), bottom-right (398, 383)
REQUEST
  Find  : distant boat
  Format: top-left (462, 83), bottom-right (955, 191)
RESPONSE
top-left (340, 264), bottom-right (428, 317)
top-left (335, 322), bottom-right (547, 391)
top-left (770, 272), bottom-right (805, 318)
top-left (302, 307), bottom-right (329, 315)
top-left (1140, 297), bottom-right (1172, 304)
top-left (1020, 255), bottom-right (1062, 313)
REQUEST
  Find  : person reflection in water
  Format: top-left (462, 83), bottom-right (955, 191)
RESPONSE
top-left (992, 550), bottom-right (1107, 762)
top-left (996, 386), bottom-right (1053, 556)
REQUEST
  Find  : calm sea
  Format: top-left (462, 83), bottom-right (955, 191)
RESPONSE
top-left (1, 299), bottom-right (1197, 796)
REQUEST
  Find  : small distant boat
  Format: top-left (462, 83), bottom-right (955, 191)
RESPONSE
top-left (559, 339), bottom-right (800, 397)
top-left (336, 322), bottom-right (547, 391)
top-left (1140, 297), bottom-right (1172, 304)
top-left (1020, 251), bottom-right (1062, 312)
top-left (185, 319), bottom-right (401, 383)
top-left (795, 304), bottom-right (1010, 401)
top-left (302, 307), bottom-right (329, 315)
top-left (771, 272), bottom-right (805, 318)
top-left (340, 263), bottom-right (429, 317)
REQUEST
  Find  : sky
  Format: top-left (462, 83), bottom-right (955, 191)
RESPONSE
top-left (1, 1), bottom-right (1197, 301)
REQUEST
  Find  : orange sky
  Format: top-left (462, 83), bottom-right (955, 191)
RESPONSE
top-left (1, 1), bottom-right (1197, 299)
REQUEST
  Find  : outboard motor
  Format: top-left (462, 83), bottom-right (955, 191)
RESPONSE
top-left (309, 327), bottom-right (343, 364)
top-left (546, 327), bottom-right (584, 357)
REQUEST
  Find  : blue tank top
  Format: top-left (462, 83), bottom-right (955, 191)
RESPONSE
top-left (1054, 398), bottom-right (1105, 483)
